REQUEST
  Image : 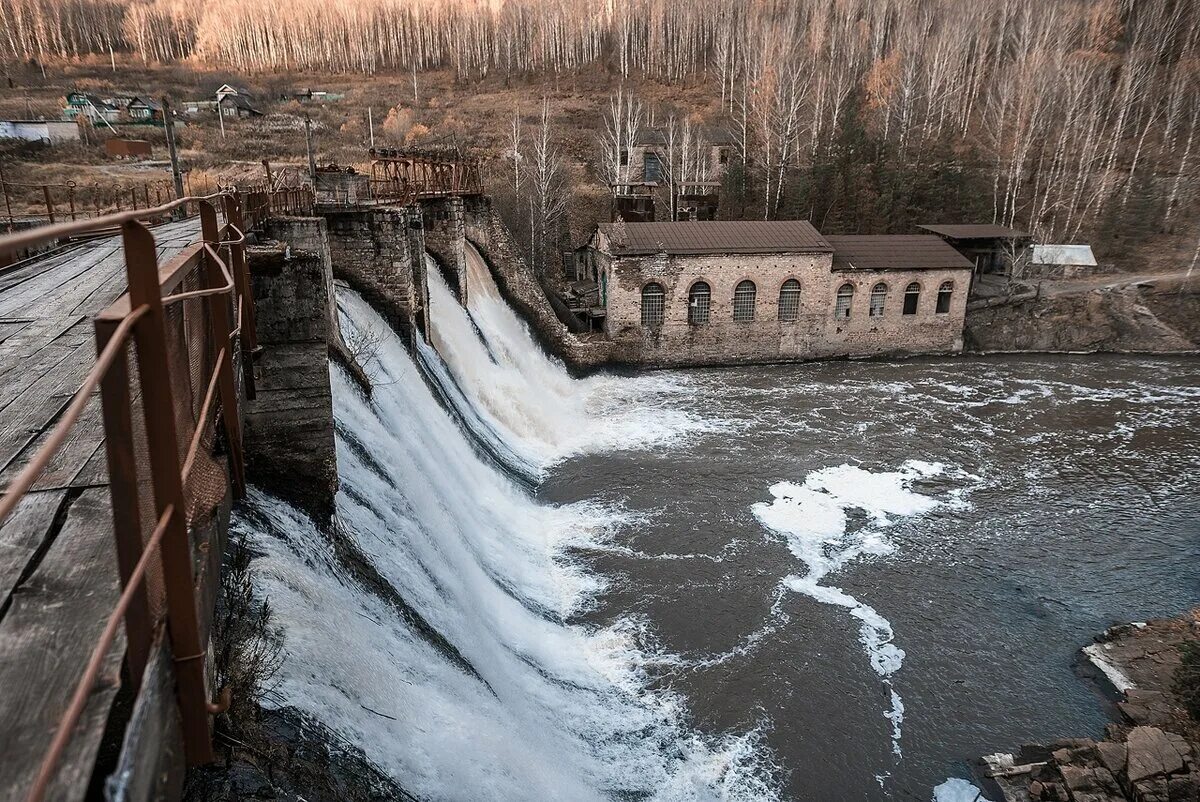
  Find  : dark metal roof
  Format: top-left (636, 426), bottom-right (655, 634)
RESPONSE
top-left (600, 220), bottom-right (831, 255)
top-left (918, 223), bottom-right (1028, 240)
top-left (825, 235), bottom-right (974, 271)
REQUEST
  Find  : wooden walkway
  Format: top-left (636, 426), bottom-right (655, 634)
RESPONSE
top-left (0, 220), bottom-right (200, 802)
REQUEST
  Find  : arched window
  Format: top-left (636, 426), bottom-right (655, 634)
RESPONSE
top-left (733, 280), bottom-right (757, 322)
top-left (641, 282), bottom-right (665, 328)
top-left (688, 281), bottom-right (711, 325)
top-left (834, 283), bottom-right (854, 319)
top-left (902, 282), bottom-right (921, 315)
top-left (869, 282), bottom-right (888, 317)
top-left (778, 279), bottom-right (801, 322)
top-left (936, 280), bottom-right (954, 314)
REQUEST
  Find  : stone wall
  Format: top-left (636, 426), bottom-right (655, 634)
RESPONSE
top-left (322, 208), bottom-right (424, 339)
top-left (602, 251), bottom-right (969, 367)
top-left (462, 196), bottom-right (614, 372)
top-left (422, 197), bottom-right (467, 303)
top-left (245, 217), bottom-right (339, 520)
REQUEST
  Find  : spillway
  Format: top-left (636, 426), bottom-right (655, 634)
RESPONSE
top-left (232, 264), bottom-right (777, 799)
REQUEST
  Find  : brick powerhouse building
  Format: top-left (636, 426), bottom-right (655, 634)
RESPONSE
top-left (584, 220), bottom-right (973, 366)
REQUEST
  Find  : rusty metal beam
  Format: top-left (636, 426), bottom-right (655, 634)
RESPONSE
top-left (122, 220), bottom-right (215, 767)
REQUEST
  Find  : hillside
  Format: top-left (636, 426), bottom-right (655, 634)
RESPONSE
top-left (2, 0), bottom-right (1199, 277)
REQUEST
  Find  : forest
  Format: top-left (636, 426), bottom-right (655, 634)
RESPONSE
top-left (2, 0), bottom-right (1198, 263)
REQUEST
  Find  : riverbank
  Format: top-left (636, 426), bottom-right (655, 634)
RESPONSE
top-left (964, 272), bottom-right (1199, 356)
top-left (976, 611), bottom-right (1200, 802)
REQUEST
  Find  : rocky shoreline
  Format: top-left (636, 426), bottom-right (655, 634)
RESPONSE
top-left (975, 613), bottom-right (1200, 802)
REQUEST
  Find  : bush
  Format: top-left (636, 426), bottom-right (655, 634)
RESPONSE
top-left (1174, 640), bottom-right (1200, 721)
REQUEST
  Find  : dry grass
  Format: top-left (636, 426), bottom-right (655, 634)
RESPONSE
top-left (2, 59), bottom-right (720, 236)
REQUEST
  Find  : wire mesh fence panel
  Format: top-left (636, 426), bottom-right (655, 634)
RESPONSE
top-left (125, 337), bottom-right (166, 625)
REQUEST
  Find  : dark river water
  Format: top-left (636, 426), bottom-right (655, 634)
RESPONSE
top-left (539, 355), bottom-right (1200, 801)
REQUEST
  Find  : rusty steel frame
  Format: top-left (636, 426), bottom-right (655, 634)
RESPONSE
top-left (368, 148), bottom-right (483, 198)
top-left (0, 184), bottom-right (312, 802)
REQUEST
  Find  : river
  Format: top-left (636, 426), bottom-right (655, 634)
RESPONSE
top-left (234, 244), bottom-right (1200, 801)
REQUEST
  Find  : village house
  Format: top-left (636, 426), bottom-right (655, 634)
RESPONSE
top-left (124, 96), bottom-right (164, 124)
top-left (215, 84), bottom-right (263, 118)
top-left (63, 92), bottom-right (120, 124)
top-left (611, 126), bottom-right (735, 223)
top-left (582, 220), bottom-right (973, 366)
top-left (218, 94), bottom-right (263, 119)
top-left (62, 92), bottom-right (165, 126)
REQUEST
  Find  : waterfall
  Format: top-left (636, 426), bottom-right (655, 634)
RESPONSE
top-left (423, 242), bottom-right (703, 474)
top-left (232, 283), bottom-right (779, 800)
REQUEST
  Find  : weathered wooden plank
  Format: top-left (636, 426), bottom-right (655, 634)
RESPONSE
top-left (68, 440), bottom-right (109, 489)
top-left (0, 316), bottom-right (84, 367)
top-left (0, 245), bottom-right (118, 319)
top-left (0, 396), bottom-right (106, 493)
top-left (0, 319), bottom-right (33, 344)
top-left (0, 246), bottom-right (87, 293)
top-left (0, 488), bottom-right (67, 611)
top-left (104, 633), bottom-right (185, 802)
top-left (0, 344), bottom-right (95, 472)
top-left (0, 488), bottom-right (123, 802)
top-left (0, 344), bottom-right (77, 420)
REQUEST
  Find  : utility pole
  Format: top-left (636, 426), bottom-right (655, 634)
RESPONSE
top-left (368, 107), bottom-right (374, 148)
top-left (162, 97), bottom-right (184, 210)
top-left (218, 99), bottom-right (226, 140)
top-left (304, 115), bottom-right (317, 187)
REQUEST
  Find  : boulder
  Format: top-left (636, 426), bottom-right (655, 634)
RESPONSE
top-left (1059, 764), bottom-right (1123, 801)
top-left (1135, 776), bottom-right (1171, 802)
top-left (1166, 773), bottom-right (1198, 801)
top-left (1128, 728), bottom-right (1186, 784)
top-left (1098, 742), bottom-right (1129, 777)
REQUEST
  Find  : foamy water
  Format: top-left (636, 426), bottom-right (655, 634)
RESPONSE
top-left (234, 256), bottom-right (1200, 800)
top-left (235, 288), bottom-right (780, 801)
top-left (752, 461), bottom-right (965, 765)
top-left (424, 244), bottom-right (712, 472)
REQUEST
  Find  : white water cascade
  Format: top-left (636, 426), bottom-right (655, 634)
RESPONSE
top-left (423, 242), bottom-right (703, 475)
top-left (233, 285), bottom-right (779, 800)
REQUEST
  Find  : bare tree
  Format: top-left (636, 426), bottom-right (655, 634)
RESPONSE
top-left (599, 87), bottom-right (644, 189)
top-left (527, 97), bottom-right (567, 278)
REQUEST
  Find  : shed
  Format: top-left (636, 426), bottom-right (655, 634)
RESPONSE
top-left (105, 138), bottom-right (152, 159)
top-left (918, 223), bottom-right (1030, 276)
top-left (1027, 244), bottom-right (1098, 279)
top-left (0, 120), bottom-right (80, 144)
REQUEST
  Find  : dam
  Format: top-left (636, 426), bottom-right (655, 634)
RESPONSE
top-left (239, 231), bottom-right (1200, 798)
top-left (0, 179), bottom-right (1197, 802)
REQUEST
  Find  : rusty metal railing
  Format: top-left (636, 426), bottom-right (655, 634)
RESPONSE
top-left (0, 175), bottom-right (198, 230)
top-left (0, 184), bottom-right (310, 801)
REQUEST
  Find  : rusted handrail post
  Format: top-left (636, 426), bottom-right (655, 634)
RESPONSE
top-left (222, 194), bottom-right (258, 399)
top-left (121, 220), bottom-right (216, 766)
top-left (42, 185), bottom-right (55, 224)
top-left (94, 319), bottom-right (155, 692)
top-left (199, 202), bottom-right (246, 497)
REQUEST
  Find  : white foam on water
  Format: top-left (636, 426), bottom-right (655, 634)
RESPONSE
top-left (424, 244), bottom-right (717, 473)
top-left (932, 777), bottom-right (992, 801)
top-left (752, 461), bottom-right (947, 761)
top-left (236, 288), bottom-right (781, 801)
